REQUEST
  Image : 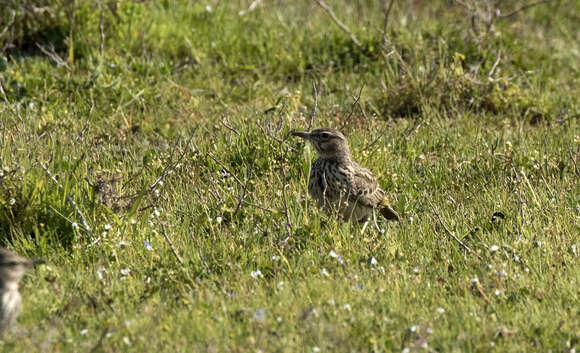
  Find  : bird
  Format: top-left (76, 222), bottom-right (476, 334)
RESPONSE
top-left (292, 127), bottom-right (400, 222)
top-left (0, 248), bottom-right (44, 337)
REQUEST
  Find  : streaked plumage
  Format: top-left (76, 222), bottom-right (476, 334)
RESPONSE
top-left (292, 128), bottom-right (399, 222)
top-left (0, 248), bottom-right (44, 336)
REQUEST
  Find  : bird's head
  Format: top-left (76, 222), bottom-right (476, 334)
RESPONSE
top-left (292, 128), bottom-right (351, 161)
top-left (0, 249), bottom-right (44, 287)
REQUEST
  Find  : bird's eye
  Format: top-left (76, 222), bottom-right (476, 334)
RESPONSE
top-left (320, 132), bottom-right (330, 139)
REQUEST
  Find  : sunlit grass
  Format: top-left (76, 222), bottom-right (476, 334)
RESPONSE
top-left (0, 0), bottom-right (578, 352)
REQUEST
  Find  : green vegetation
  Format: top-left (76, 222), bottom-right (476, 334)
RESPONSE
top-left (0, 0), bottom-right (578, 351)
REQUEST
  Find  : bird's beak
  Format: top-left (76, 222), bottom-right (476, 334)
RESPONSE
top-left (291, 131), bottom-right (311, 140)
top-left (31, 258), bottom-right (46, 266)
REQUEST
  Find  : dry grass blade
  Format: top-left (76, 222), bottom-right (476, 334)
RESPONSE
top-left (313, 0), bottom-right (363, 49)
top-left (432, 205), bottom-right (482, 260)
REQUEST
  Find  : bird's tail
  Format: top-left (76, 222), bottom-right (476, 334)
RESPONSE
top-left (380, 201), bottom-right (400, 221)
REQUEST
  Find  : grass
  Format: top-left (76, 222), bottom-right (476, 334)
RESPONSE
top-left (0, 0), bottom-right (579, 351)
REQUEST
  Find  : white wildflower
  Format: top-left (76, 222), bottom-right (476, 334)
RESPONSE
top-left (96, 267), bottom-right (105, 281)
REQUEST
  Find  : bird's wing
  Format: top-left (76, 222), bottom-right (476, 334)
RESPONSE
top-left (350, 163), bottom-right (385, 207)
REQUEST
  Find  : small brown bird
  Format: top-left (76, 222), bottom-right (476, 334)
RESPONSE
top-left (0, 248), bottom-right (44, 337)
top-left (292, 128), bottom-right (399, 222)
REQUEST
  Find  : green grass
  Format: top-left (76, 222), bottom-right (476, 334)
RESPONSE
top-left (0, 0), bottom-right (579, 351)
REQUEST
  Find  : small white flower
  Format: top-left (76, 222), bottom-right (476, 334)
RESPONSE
top-left (277, 281), bottom-right (284, 288)
top-left (123, 336), bottom-right (131, 345)
top-left (251, 269), bottom-right (262, 278)
top-left (535, 240), bottom-right (542, 248)
top-left (312, 347), bottom-right (321, 353)
top-left (8, 198), bottom-right (15, 206)
top-left (321, 268), bottom-right (329, 277)
top-left (96, 267), bottom-right (105, 281)
top-left (216, 216), bottom-right (222, 224)
top-left (272, 255), bottom-right (280, 261)
top-left (329, 250), bottom-right (338, 258)
top-left (408, 216), bottom-right (414, 222)
top-left (130, 218), bottom-right (137, 224)
top-left (154, 189), bottom-right (160, 197)
top-left (343, 304), bottom-right (351, 310)
top-left (524, 267), bottom-right (529, 273)
top-left (426, 327), bottom-right (434, 334)
top-left (413, 266), bottom-right (420, 274)
top-left (80, 328), bottom-right (88, 335)
top-left (277, 316), bottom-right (282, 323)
top-left (497, 269), bottom-right (507, 277)
top-left (571, 244), bottom-right (577, 255)
top-left (158, 180), bottom-right (164, 186)
top-left (104, 224), bottom-right (112, 231)
top-left (437, 307), bottom-right (445, 314)
top-left (471, 277), bottom-right (479, 284)
top-left (490, 245), bottom-right (499, 252)
top-left (370, 257), bottom-right (378, 266)
top-left (494, 289), bottom-right (502, 296)
top-left (328, 298), bottom-right (335, 305)
top-left (402, 348), bottom-right (410, 353)
top-left (205, 5), bottom-right (212, 12)
top-left (409, 325), bottom-right (419, 332)
top-left (120, 268), bottom-right (131, 276)
top-left (118, 241), bottom-right (126, 248)
top-left (72, 222), bottom-right (79, 228)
